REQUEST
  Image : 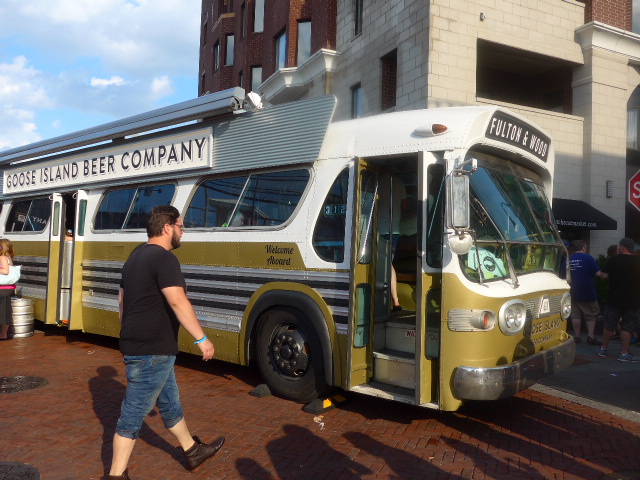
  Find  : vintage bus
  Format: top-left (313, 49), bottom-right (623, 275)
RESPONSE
top-left (0, 88), bottom-right (574, 411)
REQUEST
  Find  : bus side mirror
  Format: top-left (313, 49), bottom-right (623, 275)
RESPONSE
top-left (448, 174), bottom-right (470, 230)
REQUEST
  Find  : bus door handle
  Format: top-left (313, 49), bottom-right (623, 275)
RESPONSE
top-left (378, 282), bottom-right (389, 292)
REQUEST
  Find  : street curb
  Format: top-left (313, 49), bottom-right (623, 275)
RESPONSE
top-left (530, 383), bottom-right (640, 424)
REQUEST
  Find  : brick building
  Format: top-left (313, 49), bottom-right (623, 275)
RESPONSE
top-left (199, 0), bottom-right (338, 103)
top-left (199, 0), bottom-right (640, 255)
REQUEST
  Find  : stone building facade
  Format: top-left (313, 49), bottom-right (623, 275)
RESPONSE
top-left (198, 0), bottom-right (640, 256)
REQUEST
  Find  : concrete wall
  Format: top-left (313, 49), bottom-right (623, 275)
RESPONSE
top-left (333, 0), bottom-right (429, 120)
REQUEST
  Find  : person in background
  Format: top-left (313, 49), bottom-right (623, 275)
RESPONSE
top-left (568, 240), bottom-right (604, 345)
top-left (0, 238), bottom-right (15, 340)
top-left (596, 238), bottom-right (640, 362)
top-left (107, 206), bottom-right (225, 480)
top-left (602, 244), bottom-right (620, 340)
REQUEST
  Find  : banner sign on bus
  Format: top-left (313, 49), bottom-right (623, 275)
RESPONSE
top-left (485, 112), bottom-right (550, 162)
top-left (3, 128), bottom-right (213, 195)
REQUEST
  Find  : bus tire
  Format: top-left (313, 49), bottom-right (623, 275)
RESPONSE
top-left (256, 307), bottom-right (328, 404)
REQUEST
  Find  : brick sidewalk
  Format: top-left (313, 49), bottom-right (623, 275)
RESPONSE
top-left (1, 328), bottom-right (640, 480)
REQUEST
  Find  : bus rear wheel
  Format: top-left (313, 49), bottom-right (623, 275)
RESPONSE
top-left (256, 307), bottom-right (328, 404)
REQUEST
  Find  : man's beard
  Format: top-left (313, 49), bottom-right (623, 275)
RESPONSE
top-left (170, 230), bottom-right (181, 250)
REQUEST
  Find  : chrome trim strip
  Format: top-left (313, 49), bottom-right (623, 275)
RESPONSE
top-left (452, 337), bottom-right (576, 400)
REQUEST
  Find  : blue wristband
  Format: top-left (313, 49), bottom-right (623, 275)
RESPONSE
top-left (194, 335), bottom-right (207, 344)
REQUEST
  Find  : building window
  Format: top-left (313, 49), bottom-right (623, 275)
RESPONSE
top-left (200, 73), bottom-right (206, 95)
top-left (251, 66), bottom-right (262, 92)
top-left (254, 0), bottom-right (265, 33)
top-left (380, 49), bottom-right (397, 110)
top-left (241, 3), bottom-right (247, 39)
top-left (213, 41), bottom-right (220, 71)
top-left (297, 21), bottom-right (312, 66)
top-left (275, 30), bottom-right (287, 70)
top-left (635, 0), bottom-right (640, 34)
top-left (628, 108), bottom-right (639, 150)
top-left (351, 83), bottom-right (363, 119)
top-left (202, 20), bottom-right (208, 46)
top-left (354, 0), bottom-right (363, 36)
top-left (239, 70), bottom-right (243, 89)
top-left (226, 34), bottom-right (235, 66)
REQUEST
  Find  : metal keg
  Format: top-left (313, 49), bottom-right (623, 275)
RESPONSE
top-left (9, 297), bottom-right (34, 338)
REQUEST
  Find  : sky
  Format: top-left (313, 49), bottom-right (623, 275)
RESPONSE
top-left (0, 0), bottom-right (201, 152)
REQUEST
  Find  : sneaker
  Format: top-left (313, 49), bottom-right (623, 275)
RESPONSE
top-left (587, 337), bottom-right (602, 346)
top-left (618, 353), bottom-right (639, 362)
top-left (574, 336), bottom-right (582, 344)
top-left (595, 348), bottom-right (607, 358)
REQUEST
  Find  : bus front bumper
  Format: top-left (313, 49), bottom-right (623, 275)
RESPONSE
top-left (452, 337), bottom-right (576, 401)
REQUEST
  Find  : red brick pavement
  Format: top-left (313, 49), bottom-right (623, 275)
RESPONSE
top-left (1, 327), bottom-right (640, 480)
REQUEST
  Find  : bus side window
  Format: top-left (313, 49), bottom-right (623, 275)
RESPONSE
top-left (312, 168), bottom-right (349, 262)
top-left (185, 176), bottom-right (249, 228)
top-left (228, 169), bottom-right (310, 227)
top-left (124, 184), bottom-right (175, 229)
top-left (94, 183), bottom-right (175, 230)
top-left (6, 198), bottom-right (52, 233)
top-left (95, 188), bottom-right (136, 230)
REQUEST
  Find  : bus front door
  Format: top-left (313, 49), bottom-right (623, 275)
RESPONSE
top-left (348, 158), bottom-right (425, 405)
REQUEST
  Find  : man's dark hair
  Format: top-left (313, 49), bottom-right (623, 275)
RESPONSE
top-left (147, 205), bottom-right (180, 238)
top-left (572, 239), bottom-right (586, 252)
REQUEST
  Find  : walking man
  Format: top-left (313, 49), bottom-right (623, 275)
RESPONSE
top-left (596, 238), bottom-right (640, 362)
top-left (108, 205), bottom-right (224, 479)
top-left (568, 240), bottom-right (604, 345)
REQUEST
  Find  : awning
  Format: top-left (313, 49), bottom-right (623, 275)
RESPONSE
top-left (552, 198), bottom-right (617, 230)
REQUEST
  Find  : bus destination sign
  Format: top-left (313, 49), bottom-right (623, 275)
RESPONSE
top-left (485, 112), bottom-right (550, 162)
top-left (3, 127), bottom-right (213, 195)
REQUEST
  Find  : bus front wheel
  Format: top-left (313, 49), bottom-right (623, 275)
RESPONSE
top-left (256, 307), bottom-right (328, 404)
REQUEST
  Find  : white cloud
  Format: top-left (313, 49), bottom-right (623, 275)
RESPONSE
top-left (0, 56), bottom-right (54, 109)
top-left (0, 0), bottom-right (200, 77)
top-left (0, 108), bottom-right (40, 150)
top-left (0, 0), bottom-right (199, 149)
top-left (151, 76), bottom-right (174, 97)
top-left (90, 76), bottom-right (127, 87)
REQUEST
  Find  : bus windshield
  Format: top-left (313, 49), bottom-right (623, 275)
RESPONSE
top-left (460, 164), bottom-right (563, 282)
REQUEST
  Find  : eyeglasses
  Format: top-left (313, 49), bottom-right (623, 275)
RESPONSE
top-left (170, 223), bottom-right (185, 232)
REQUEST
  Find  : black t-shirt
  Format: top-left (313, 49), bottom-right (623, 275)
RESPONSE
top-left (119, 244), bottom-right (186, 355)
top-left (603, 254), bottom-right (640, 309)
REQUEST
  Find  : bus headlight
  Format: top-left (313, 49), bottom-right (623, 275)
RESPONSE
top-left (560, 292), bottom-right (571, 321)
top-left (499, 300), bottom-right (527, 335)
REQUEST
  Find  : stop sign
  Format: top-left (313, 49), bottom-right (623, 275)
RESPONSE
top-left (630, 169), bottom-right (640, 212)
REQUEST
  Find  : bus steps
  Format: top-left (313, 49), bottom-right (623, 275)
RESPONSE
top-left (372, 349), bottom-right (415, 389)
top-left (385, 317), bottom-right (416, 354)
top-left (350, 382), bottom-right (416, 405)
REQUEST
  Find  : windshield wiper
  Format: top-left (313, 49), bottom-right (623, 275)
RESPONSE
top-left (471, 196), bottom-right (520, 288)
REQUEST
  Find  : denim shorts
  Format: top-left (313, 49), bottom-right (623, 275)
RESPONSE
top-left (115, 355), bottom-right (184, 440)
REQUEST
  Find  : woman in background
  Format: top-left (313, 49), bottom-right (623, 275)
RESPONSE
top-left (0, 238), bottom-right (16, 339)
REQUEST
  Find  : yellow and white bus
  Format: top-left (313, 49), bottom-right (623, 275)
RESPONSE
top-left (0, 88), bottom-right (574, 411)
